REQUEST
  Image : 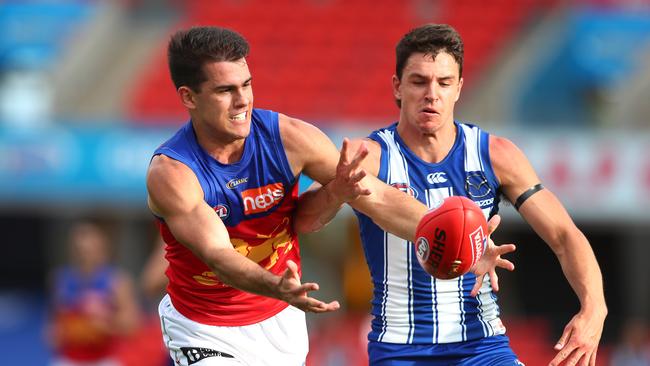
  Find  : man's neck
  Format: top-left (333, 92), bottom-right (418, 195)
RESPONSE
top-left (396, 120), bottom-right (457, 164)
top-left (192, 121), bottom-right (246, 165)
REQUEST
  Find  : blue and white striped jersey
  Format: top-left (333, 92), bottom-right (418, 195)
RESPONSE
top-left (354, 121), bottom-right (506, 345)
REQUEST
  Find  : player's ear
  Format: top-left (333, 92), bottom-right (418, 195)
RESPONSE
top-left (392, 74), bottom-right (401, 101)
top-left (178, 86), bottom-right (197, 109)
top-left (455, 77), bottom-right (463, 102)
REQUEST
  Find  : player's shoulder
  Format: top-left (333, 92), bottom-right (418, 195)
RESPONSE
top-left (147, 155), bottom-right (203, 215)
top-left (488, 135), bottom-right (525, 161)
top-left (147, 155), bottom-right (201, 197)
top-left (277, 112), bottom-right (317, 132)
top-left (277, 113), bottom-right (329, 150)
top-left (489, 134), bottom-right (516, 152)
top-left (488, 134), bottom-right (535, 183)
top-left (148, 154), bottom-right (193, 180)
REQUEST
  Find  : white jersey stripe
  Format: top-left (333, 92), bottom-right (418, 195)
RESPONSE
top-left (377, 129), bottom-right (414, 343)
top-left (475, 289), bottom-right (488, 337)
top-left (461, 124), bottom-right (482, 172)
top-left (390, 132), bottom-right (416, 343)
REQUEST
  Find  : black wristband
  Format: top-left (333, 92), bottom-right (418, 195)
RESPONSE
top-left (514, 184), bottom-right (544, 210)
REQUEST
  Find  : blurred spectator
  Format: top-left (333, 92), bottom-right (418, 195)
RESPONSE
top-left (47, 222), bottom-right (139, 366)
top-left (610, 320), bottom-right (650, 366)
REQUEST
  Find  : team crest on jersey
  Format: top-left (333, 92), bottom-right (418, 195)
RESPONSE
top-left (213, 204), bottom-right (230, 219)
top-left (226, 177), bottom-right (248, 189)
top-left (465, 172), bottom-right (491, 198)
top-left (390, 183), bottom-right (418, 198)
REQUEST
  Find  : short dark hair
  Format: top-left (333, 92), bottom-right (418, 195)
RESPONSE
top-left (395, 24), bottom-right (464, 80)
top-left (167, 26), bottom-right (250, 92)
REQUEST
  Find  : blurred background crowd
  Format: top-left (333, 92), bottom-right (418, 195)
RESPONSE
top-left (1, 0), bottom-right (649, 365)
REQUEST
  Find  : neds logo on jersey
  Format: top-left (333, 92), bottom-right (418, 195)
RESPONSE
top-left (241, 183), bottom-right (285, 215)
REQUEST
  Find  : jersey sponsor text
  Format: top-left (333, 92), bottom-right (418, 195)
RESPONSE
top-left (241, 183), bottom-right (284, 215)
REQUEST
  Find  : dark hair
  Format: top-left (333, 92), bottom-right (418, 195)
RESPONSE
top-left (395, 24), bottom-right (464, 81)
top-left (167, 26), bottom-right (250, 92)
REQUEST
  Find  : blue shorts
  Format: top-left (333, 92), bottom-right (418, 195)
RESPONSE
top-left (368, 335), bottom-right (524, 366)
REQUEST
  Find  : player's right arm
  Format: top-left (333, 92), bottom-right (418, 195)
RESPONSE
top-left (146, 154), bottom-right (339, 313)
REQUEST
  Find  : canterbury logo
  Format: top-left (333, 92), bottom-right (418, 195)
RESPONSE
top-left (427, 172), bottom-right (448, 184)
top-left (241, 183), bottom-right (285, 215)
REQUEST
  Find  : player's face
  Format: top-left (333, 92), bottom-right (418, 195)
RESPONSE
top-left (182, 58), bottom-right (254, 142)
top-left (71, 226), bottom-right (109, 271)
top-left (393, 52), bottom-right (463, 134)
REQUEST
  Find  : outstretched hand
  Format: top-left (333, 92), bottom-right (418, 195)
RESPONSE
top-left (469, 214), bottom-right (516, 297)
top-left (277, 260), bottom-right (340, 313)
top-left (548, 308), bottom-right (606, 366)
top-left (328, 138), bottom-right (372, 203)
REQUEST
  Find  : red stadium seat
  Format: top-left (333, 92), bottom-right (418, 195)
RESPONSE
top-left (127, 0), bottom-right (557, 125)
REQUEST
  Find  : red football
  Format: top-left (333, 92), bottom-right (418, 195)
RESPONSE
top-left (414, 196), bottom-right (488, 280)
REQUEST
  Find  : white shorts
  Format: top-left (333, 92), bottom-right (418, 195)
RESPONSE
top-left (158, 294), bottom-right (308, 366)
top-left (51, 357), bottom-right (120, 366)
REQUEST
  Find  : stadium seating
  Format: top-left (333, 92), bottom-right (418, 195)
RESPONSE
top-left (516, 5), bottom-right (650, 126)
top-left (128, 0), bottom-right (557, 124)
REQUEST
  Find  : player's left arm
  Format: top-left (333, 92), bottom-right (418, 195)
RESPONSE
top-left (280, 114), bottom-right (427, 239)
top-left (490, 135), bottom-right (607, 366)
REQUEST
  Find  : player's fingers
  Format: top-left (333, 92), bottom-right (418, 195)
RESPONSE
top-left (495, 243), bottom-right (516, 256)
top-left (489, 270), bottom-right (499, 292)
top-left (280, 267), bottom-right (294, 283)
top-left (295, 297), bottom-right (326, 312)
top-left (295, 282), bottom-right (319, 294)
top-left (496, 258), bottom-right (515, 271)
top-left (555, 326), bottom-right (573, 351)
top-left (308, 300), bottom-right (341, 313)
top-left (487, 214), bottom-right (501, 235)
top-left (339, 138), bottom-right (350, 165)
top-left (549, 346), bottom-right (575, 366)
top-left (470, 274), bottom-right (484, 297)
top-left (286, 259), bottom-right (297, 273)
top-left (349, 142), bottom-right (369, 168)
top-left (350, 169), bottom-right (367, 183)
top-left (284, 259), bottom-right (300, 280)
top-left (550, 329), bottom-right (576, 366)
top-left (578, 351), bottom-right (590, 366)
top-left (564, 349), bottom-right (585, 366)
top-left (589, 349), bottom-right (597, 366)
top-left (298, 296), bottom-right (340, 312)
